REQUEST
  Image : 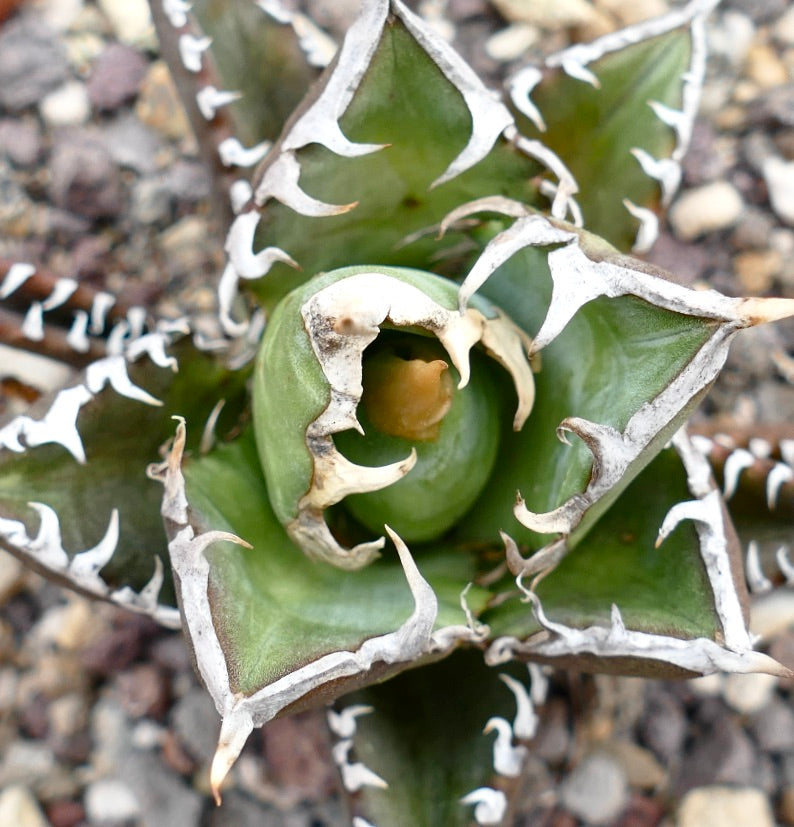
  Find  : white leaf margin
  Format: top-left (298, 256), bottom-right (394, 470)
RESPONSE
top-left (506, 0), bottom-right (720, 251)
top-left (156, 418), bottom-right (487, 802)
top-left (448, 202), bottom-right (794, 547)
top-left (221, 0), bottom-right (577, 334)
top-left (486, 431), bottom-right (790, 678)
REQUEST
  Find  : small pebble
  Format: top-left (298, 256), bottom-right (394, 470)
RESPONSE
top-left (745, 42), bottom-right (789, 87)
top-left (0, 785), bottom-right (48, 827)
top-left (87, 43), bottom-right (149, 111)
top-left (0, 119), bottom-right (42, 166)
top-left (604, 740), bottom-right (667, 790)
top-left (170, 687), bottom-right (220, 765)
top-left (750, 697), bottom-right (794, 753)
top-left (0, 550), bottom-right (25, 604)
top-left (764, 155), bottom-right (794, 224)
top-left (776, 5), bottom-right (794, 45)
top-left (39, 81), bottom-right (91, 127)
top-left (49, 129), bottom-right (124, 220)
top-left (559, 752), bottom-right (629, 825)
top-left (677, 785), bottom-right (774, 827)
top-left (733, 248), bottom-right (781, 292)
top-left (0, 16), bottom-right (70, 110)
top-left (669, 181), bottom-right (744, 240)
top-left (135, 61), bottom-right (192, 142)
top-left (96, 0), bottom-right (155, 48)
top-left (491, 0), bottom-right (598, 28)
top-left (485, 23), bottom-right (539, 61)
top-left (84, 777), bottom-right (141, 823)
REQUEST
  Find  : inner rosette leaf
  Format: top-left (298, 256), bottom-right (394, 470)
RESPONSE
top-left (253, 265), bottom-right (535, 569)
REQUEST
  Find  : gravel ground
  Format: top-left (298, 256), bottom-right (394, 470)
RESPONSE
top-left (3, 0), bottom-right (794, 825)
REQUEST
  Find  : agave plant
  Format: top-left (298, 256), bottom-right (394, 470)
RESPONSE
top-left (2, 0), bottom-right (794, 823)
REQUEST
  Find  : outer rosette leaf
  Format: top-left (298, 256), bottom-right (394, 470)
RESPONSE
top-left (158, 421), bottom-right (490, 801)
top-left (0, 335), bottom-right (246, 624)
top-left (507, 0), bottom-right (716, 251)
top-left (445, 205), bottom-right (794, 574)
top-left (190, 0), bottom-right (325, 145)
top-left (332, 653), bottom-right (542, 827)
top-left (222, 2), bottom-right (560, 322)
top-left (482, 431), bottom-right (789, 680)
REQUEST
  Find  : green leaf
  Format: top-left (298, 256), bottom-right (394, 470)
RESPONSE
top-left (485, 445), bottom-right (721, 648)
top-left (180, 430), bottom-right (487, 696)
top-left (455, 242), bottom-right (714, 549)
top-left (0, 340), bottom-right (246, 602)
top-left (518, 29), bottom-right (690, 249)
top-left (249, 17), bottom-right (542, 311)
top-left (338, 652), bottom-right (531, 827)
top-left (191, 0), bottom-right (320, 145)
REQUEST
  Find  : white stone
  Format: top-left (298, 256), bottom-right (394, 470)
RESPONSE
top-left (775, 6), bottom-right (794, 46)
top-left (707, 12), bottom-right (755, 70)
top-left (722, 672), bottom-right (778, 715)
top-left (678, 786), bottom-right (774, 827)
top-left (491, 0), bottom-right (597, 28)
top-left (485, 23), bottom-right (539, 62)
top-left (0, 786), bottom-right (48, 827)
top-left (560, 752), bottom-right (629, 825)
top-left (84, 778), bottom-right (141, 823)
top-left (764, 156), bottom-right (794, 226)
top-left (687, 673), bottom-right (723, 697)
top-left (97, 0), bottom-right (155, 48)
top-left (39, 81), bottom-right (91, 127)
top-left (30, 0), bottom-right (85, 31)
top-left (668, 181), bottom-right (744, 241)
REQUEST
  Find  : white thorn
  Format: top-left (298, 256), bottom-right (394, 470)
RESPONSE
top-left (623, 198), bottom-right (659, 254)
top-left (326, 705), bottom-right (374, 739)
top-left (162, 0), bottom-right (192, 28)
top-left (196, 86), bottom-right (242, 120)
top-left (776, 546), bottom-right (794, 585)
top-left (689, 434), bottom-right (714, 457)
top-left (499, 673), bottom-right (538, 740)
top-left (723, 448), bottom-right (754, 500)
top-left (90, 292), bottom-right (116, 334)
top-left (766, 462), bottom-right (793, 510)
top-left (484, 716), bottom-right (528, 777)
top-left (218, 137), bottom-right (271, 168)
top-left (0, 262), bottom-right (35, 298)
top-left (41, 277), bottom-right (78, 311)
top-left (332, 739), bottom-right (388, 792)
top-left (746, 541), bottom-right (773, 594)
top-left (527, 663), bottom-right (550, 706)
top-left (66, 310), bottom-right (90, 353)
top-left (781, 440), bottom-right (794, 468)
top-left (460, 788), bottom-right (507, 825)
top-left (21, 302), bottom-right (44, 341)
top-left (749, 437), bottom-right (772, 460)
top-left (178, 33), bottom-right (212, 72)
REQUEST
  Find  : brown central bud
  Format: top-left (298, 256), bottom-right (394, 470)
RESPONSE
top-left (361, 341), bottom-right (454, 441)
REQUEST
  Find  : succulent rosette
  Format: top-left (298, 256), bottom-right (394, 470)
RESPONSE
top-left (2, 0), bottom-right (794, 822)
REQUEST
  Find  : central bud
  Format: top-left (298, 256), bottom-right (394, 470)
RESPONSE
top-left (253, 265), bottom-right (535, 570)
top-left (361, 338), bottom-right (454, 442)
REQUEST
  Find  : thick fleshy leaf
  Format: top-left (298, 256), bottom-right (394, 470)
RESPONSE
top-left (191, 0), bottom-right (322, 145)
top-left (335, 653), bottom-right (538, 827)
top-left (240, 14), bottom-right (544, 312)
top-left (480, 432), bottom-right (787, 678)
top-left (176, 429), bottom-right (487, 697)
top-left (511, 18), bottom-right (696, 250)
top-left (486, 445), bottom-right (717, 642)
top-left (160, 421), bottom-right (492, 797)
top-left (453, 236), bottom-right (713, 550)
top-left (0, 337), bottom-right (246, 615)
